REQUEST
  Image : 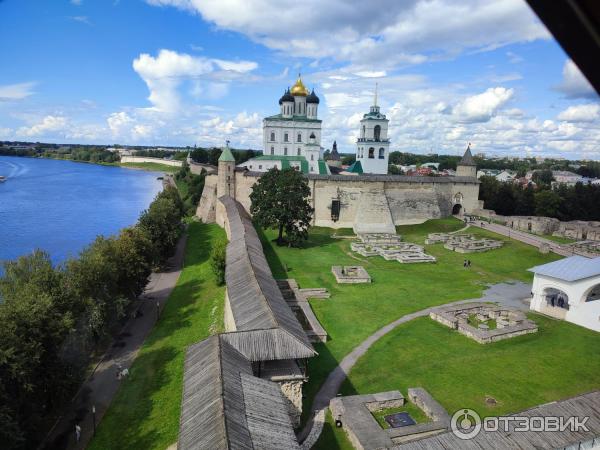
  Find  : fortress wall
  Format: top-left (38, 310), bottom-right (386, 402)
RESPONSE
top-left (196, 174), bottom-right (218, 223)
top-left (120, 156), bottom-right (183, 167)
top-left (200, 171), bottom-right (481, 229)
top-left (451, 182), bottom-right (481, 214)
top-left (386, 182), bottom-right (446, 224)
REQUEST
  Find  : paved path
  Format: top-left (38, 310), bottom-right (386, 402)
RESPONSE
top-left (42, 233), bottom-right (188, 450)
top-left (470, 220), bottom-right (572, 257)
top-left (298, 281), bottom-right (531, 446)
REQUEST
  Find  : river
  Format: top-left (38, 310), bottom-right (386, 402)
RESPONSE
top-left (0, 156), bottom-right (163, 266)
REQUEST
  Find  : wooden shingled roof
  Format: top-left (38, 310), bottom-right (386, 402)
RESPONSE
top-left (178, 335), bottom-right (300, 450)
top-left (219, 196), bottom-right (316, 361)
top-left (394, 390), bottom-right (600, 450)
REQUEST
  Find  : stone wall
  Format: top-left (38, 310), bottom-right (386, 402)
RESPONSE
top-left (196, 174), bottom-right (217, 223)
top-left (223, 292), bottom-right (236, 332)
top-left (197, 169), bottom-right (481, 229)
top-left (502, 216), bottom-right (560, 235)
top-left (120, 156), bottom-right (183, 167)
top-left (556, 220), bottom-right (600, 241)
top-left (279, 379), bottom-right (304, 427)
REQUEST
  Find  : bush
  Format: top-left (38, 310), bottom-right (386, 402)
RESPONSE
top-left (210, 240), bottom-right (226, 286)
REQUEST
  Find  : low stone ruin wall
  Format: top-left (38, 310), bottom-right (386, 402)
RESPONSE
top-left (430, 303), bottom-right (538, 344)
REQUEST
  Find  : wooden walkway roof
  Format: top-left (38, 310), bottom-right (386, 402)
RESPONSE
top-left (219, 196), bottom-right (316, 361)
top-left (178, 335), bottom-right (300, 450)
top-left (395, 391), bottom-right (600, 449)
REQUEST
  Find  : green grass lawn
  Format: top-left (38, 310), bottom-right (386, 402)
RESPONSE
top-left (259, 218), bottom-right (561, 430)
top-left (120, 162), bottom-right (180, 173)
top-left (371, 402), bottom-right (430, 429)
top-left (341, 315), bottom-right (600, 419)
top-left (88, 223), bottom-right (226, 450)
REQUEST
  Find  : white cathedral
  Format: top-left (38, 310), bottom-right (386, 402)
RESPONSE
top-left (239, 77), bottom-right (390, 175)
top-left (239, 75), bottom-right (330, 175)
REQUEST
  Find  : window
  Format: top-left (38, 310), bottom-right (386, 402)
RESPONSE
top-left (271, 146), bottom-right (274, 155)
top-left (284, 133), bottom-right (289, 142)
top-left (374, 125), bottom-right (381, 141)
top-left (379, 148), bottom-right (385, 159)
top-left (362, 125), bottom-right (365, 137)
top-left (310, 166), bottom-right (313, 172)
top-left (311, 154), bottom-right (314, 161)
top-left (270, 132), bottom-right (275, 141)
top-left (284, 147), bottom-right (288, 155)
top-left (297, 133), bottom-right (302, 142)
top-left (297, 148), bottom-right (301, 156)
top-left (331, 199), bottom-right (341, 222)
top-left (259, 165), bottom-right (262, 170)
top-left (369, 147), bottom-right (375, 158)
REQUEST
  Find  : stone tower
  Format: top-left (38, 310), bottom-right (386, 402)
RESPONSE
top-left (356, 83), bottom-right (390, 174)
top-left (217, 142), bottom-right (236, 198)
top-left (216, 143), bottom-right (236, 227)
top-left (456, 144), bottom-right (477, 178)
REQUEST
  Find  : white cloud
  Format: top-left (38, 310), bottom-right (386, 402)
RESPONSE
top-left (0, 82), bottom-right (37, 101)
top-left (70, 16), bottom-right (92, 25)
top-left (132, 49), bottom-right (257, 112)
top-left (71, 0), bottom-right (83, 5)
top-left (557, 104), bottom-right (600, 123)
top-left (556, 59), bottom-right (597, 99)
top-left (107, 111), bottom-right (134, 135)
top-left (146, 0), bottom-right (549, 68)
top-left (452, 87), bottom-right (513, 123)
top-left (17, 115), bottom-right (67, 137)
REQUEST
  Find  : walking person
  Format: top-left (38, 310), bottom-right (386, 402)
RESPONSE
top-left (463, 259), bottom-right (467, 268)
top-left (467, 259), bottom-right (472, 268)
top-left (75, 424), bottom-right (81, 443)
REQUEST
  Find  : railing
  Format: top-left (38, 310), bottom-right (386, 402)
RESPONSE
top-left (357, 138), bottom-right (389, 143)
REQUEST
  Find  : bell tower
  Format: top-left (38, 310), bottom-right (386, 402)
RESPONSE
top-left (356, 83), bottom-right (389, 174)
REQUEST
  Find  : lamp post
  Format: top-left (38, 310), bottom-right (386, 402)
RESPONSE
top-left (92, 405), bottom-right (96, 436)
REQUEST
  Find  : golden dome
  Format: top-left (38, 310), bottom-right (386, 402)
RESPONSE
top-left (290, 75), bottom-right (309, 96)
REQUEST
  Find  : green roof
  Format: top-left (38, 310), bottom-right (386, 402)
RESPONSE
top-left (218, 145), bottom-right (235, 162)
top-left (253, 155), bottom-right (306, 161)
top-left (318, 160), bottom-right (329, 175)
top-left (347, 160), bottom-right (363, 174)
top-left (264, 114), bottom-right (322, 123)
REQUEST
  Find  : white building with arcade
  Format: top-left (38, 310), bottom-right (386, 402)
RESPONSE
top-left (529, 256), bottom-right (600, 332)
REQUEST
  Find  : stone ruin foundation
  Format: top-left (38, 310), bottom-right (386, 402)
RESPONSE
top-left (330, 388), bottom-right (450, 450)
top-left (430, 302), bottom-right (537, 344)
top-left (565, 240), bottom-right (600, 256)
top-left (426, 233), bottom-right (503, 253)
top-left (332, 265), bottom-right (372, 283)
top-left (351, 233), bottom-right (436, 264)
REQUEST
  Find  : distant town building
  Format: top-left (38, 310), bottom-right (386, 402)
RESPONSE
top-left (327, 140), bottom-right (341, 168)
top-left (552, 170), bottom-right (583, 186)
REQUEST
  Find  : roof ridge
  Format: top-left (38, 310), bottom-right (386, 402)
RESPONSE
top-left (215, 336), bottom-right (230, 448)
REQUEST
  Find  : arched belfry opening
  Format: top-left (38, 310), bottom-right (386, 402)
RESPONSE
top-left (374, 125), bottom-right (381, 141)
top-left (452, 204), bottom-right (462, 215)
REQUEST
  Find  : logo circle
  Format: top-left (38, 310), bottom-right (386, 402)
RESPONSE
top-left (450, 408), bottom-right (482, 440)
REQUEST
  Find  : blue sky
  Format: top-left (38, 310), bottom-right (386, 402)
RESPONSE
top-left (0, 0), bottom-right (599, 159)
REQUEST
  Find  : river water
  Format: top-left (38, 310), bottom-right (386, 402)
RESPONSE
top-left (0, 156), bottom-right (163, 266)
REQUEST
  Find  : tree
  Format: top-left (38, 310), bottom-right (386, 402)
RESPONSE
top-left (210, 240), bottom-right (226, 285)
top-left (250, 168), bottom-right (313, 246)
top-left (341, 154), bottom-right (356, 166)
top-left (535, 190), bottom-right (561, 217)
top-left (532, 169), bottom-right (554, 186)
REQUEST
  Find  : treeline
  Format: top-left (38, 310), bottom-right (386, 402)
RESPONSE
top-left (0, 145), bottom-right (119, 163)
top-left (0, 187), bottom-right (184, 449)
top-left (479, 176), bottom-right (600, 221)
top-left (174, 161), bottom-right (206, 215)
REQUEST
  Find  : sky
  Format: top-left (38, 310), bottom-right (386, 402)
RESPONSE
top-left (0, 0), bottom-right (599, 159)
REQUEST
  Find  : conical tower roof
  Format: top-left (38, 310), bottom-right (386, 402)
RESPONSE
top-left (219, 144), bottom-right (235, 162)
top-left (459, 144), bottom-right (476, 166)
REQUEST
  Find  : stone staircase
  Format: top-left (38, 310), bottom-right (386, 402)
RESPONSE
top-left (353, 190), bottom-right (396, 234)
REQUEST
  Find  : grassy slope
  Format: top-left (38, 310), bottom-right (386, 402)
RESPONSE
top-left (88, 223), bottom-right (226, 450)
top-left (260, 219), bottom-right (561, 425)
top-left (120, 162), bottom-right (179, 173)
